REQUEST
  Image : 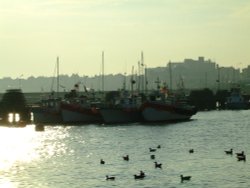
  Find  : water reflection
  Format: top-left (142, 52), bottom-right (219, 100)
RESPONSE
top-left (0, 126), bottom-right (37, 170)
top-left (0, 125), bottom-right (70, 188)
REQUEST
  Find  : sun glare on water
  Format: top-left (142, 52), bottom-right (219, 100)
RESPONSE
top-left (0, 125), bottom-right (69, 187)
top-left (0, 126), bottom-right (68, 171)
top-left (0, 126), bottom-right (40, 170)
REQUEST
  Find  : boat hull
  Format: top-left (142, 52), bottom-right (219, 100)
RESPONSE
top-left (100, 108), bottom-right (142, 124)
top-left (61, 103), bottom-right (102, 124)
top-left (32, 107), bottom-right (62, 124)
top-left (141, 102), bottom-right (196, 122)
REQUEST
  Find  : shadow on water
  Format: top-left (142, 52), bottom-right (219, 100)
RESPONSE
top-left (97, 119), bottom-right (196, 127)
top-left (139, 119), bottom-right (196, 126)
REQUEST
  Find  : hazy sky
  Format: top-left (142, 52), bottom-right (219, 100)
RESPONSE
top-left (1, 0), bottom-right (250, 78)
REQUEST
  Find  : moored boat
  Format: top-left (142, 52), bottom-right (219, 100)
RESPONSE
top-left (32, 57), bottom-right (63, 125)
top-left (60, 101), bottom-right (102, 124)
top-left (60, 86), bottom-right (102, 124)
top-left (141, 99), bottom-right (196, 122)
top-left (100, 105), bottom-right (141, 124)
top-left (32, 97), bottom-right (63, 124)
top-left (99, 91), bottom-right (142, 124)
top-left (141, 83), bottom-right (196, 122)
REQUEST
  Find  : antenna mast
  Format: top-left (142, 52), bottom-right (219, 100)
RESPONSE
top-left (141, 51), bottom-right (144, 92)
top-left (131, 66), bottom-right (135, 95)
top-left (169, 61), bottom-right (172, 91)
top-left (57, 56), bottom-right (59, 98)
top-left (102, 51), bottom-right (104, 94)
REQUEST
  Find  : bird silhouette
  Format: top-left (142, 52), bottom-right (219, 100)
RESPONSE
top-left (180, 175), bottom-right (191, 182)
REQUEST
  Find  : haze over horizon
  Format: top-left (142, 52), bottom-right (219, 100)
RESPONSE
top-left (1, 0), bottom-right (250, 79)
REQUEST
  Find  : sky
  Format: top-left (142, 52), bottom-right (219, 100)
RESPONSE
top-left (0, 0), bottom-right (250, 79)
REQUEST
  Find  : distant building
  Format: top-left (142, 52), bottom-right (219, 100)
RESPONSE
top-left (0, 57), bottom-right (248, 93)
top-left (218, 67), bottom-right (240, 90)
top-left (167, 56), bottom-right (217, 89)
top-left (146, 56), bottom-right (244, 91)
top-left (242, 65), bottom-right (250, 81)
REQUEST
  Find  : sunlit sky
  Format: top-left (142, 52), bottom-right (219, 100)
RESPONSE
top-left (1, 0), bottom-right (250, 78)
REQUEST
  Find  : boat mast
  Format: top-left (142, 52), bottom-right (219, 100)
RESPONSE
top-left (137, 61), bottom-right (141, 92)
top-left (169, 61), bottom-right (172, 92)
top-left (145, 64), bottom-right (148, 95)
top-left (57, 56), bottom-right (59, 98)
top-left (102, 51), bottom-right (105, 97)
top-left (123, 72), bottom-right (126, 90)
top-left (141, 51), bottom-right (144, 92)
top-left (131, 66), bottom-right (135, 95)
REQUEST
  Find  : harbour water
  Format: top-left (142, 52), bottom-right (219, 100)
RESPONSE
top-left (0, 110), bottom-right (250, 188)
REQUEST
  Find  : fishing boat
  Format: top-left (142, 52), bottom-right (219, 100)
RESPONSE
top-left (141, 97), bottom-right (196, 122)
top-left (60, 85), bottom-right (102, 124)
top-left (140, 79), bottom-right (196, 122)
top-left (99, 91), bottom-right (142, 124)
top-left (32, 57), bottom-right (63, 125)
top-left (32, 93), bottom-right (63, 124)
top-left (60, 102), bottom-right (102, 124)
top-left (98, 53), bottom-right (142, 124)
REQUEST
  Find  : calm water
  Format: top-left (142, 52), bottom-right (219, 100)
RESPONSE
top-left (0, 110), bottom-right (250, 188)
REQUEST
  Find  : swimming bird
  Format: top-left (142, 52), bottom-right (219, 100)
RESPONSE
top-left (237, 154), bottom-right (246, 161)
top-left (236, 151), bottom-right (244, 157)
top-left (140, 170), bottom-right (145, 177)
top-left (157, 145), bottom-right (161, 149)
top-left (149, 148), bottom-right (156, 152)
top-left (133, 170), bottom-right (146, 179)
top-left (150, 154), bottom-right (155, 159)
top-left (189, 149), bottom-right (194, 153)
top-left (100, 159), bottom-right (105, 164)
top-left (123, 155), bottom-right (129, 161)
top-left (180, 175), bottom-right (192, 182)
top-left (224, 148), bottom-right (233, 155)
top-left (106, 175), bottom-right (115, 180)
top-left (154, 162), bottom-right (162, 169)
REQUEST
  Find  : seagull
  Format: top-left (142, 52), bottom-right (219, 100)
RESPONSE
top-left (149, 148), bottom-right (156, 152)
top-left (133, 170), bottom-right (146, 179)
top-left (123, 155), bottom-right (129, 161)
top-left (100, 159), bottom-right (105, 164)
top-left (106, 175), bottom-right (115, 180)
top-left (154, 162), bottom-right (162, 169)
top-left (180, 175), bottom-right (192, 182)
top-left (236, 151), bottom-right (244, 157)
top-left (224, 148), bottom-right (233, 155)
top-left (189, 149), bottom-right (194, 153)
top-left (237, 154), bottom-right (246, 161)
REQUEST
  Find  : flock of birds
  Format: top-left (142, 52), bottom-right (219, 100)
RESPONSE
top-left (100, 144), bottom-right (192, 183)
top-left (100, 146), bottom-right (247, 184)
top-left (224, 148), bottom-right (247, 161)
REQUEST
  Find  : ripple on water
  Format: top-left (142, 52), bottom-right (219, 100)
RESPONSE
top-left (0, 111), bottom-right (250, 187)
